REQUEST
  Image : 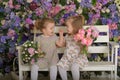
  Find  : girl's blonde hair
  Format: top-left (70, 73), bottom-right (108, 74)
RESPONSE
top-left (65, 15), bottom-right (85, 34)
top-left (34, 18), bottom-right (55, 32)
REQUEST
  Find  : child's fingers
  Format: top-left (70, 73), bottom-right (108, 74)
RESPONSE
top-left (59, 29), bottom-right (64, 34)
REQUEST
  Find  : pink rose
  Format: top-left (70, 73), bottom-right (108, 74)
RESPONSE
top-left (74, 33), bottom-right (84, 41)
top-left (31, 59), bottom-right (35, 64)
top-left (28, 48), bottom-right (35, 55)
top-left (92, 31), bottom-right (99, 38)
top-left (81, 37), bottom-right (93, 46)
top-left (78, 29), bottom-right (85, 35)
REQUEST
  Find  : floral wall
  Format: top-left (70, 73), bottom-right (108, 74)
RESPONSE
top-left (0, 0), bottom-right (120, 74)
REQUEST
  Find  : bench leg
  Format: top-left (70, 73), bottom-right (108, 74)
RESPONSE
top-left (110, 71), bottom-right (113, 80)
top-left (19, 70), bottom-right (23, 80)
top-left (114, 70), bottom-right (117, 80)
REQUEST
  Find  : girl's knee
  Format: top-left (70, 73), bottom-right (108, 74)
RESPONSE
top-left (31, 64), bottom-right (39, 70)
top-left (71, 63), bottom-right (79, 70)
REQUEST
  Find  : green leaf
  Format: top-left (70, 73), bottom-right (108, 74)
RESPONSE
top-left (74, 0), bottom-right (80, 9)
top-left (113, 37), bottom-right (118, 42)
top-left (92, 0), bottom-right (97, 6)
top-left (59, 0), bottom-right (66, 6)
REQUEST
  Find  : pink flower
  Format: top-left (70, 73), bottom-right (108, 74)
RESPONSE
top-left (8, 0), bottom-right (14, 8)
top-left (31, 59), bottom-right (35, 64)
top-left (7, 29), bottom-right (15, 37)
top-left (65, 2), bottom-right (76, 13)
top-left (14, 5), bottom-right (21, 9)
top-left (92, 31), bottom-right (99, 38)
top-left (108, 23), bottom-right (118, 30)
top-left (81, 37), bottom-right (93, 46)
top-left (28, 48), bottom-right (35, 55)
top-left (35, 8), bottom-right (44, 16)
top-left (78, 29), bottom-right (85, 35)
top-left (50, 5), bottom-right (61, 16)
top-left (74, 33), bottom-right (84, 41)
top-left (73, 26), bottom-right (99, 54)
top-left (25, 18), bottom-right (33, 24)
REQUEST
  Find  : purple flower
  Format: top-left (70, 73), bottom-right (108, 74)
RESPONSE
top-left (43, 2), bottom-right (52, 11)
top-left (107, 19), bottom-right (112, 24)
top-left (14, 16), bottom-right (21, 27)
top-left (97, 0), bottom-right (109, 5)
top-left (5, 7), bottom-right (11, 13)
top-left (80, 0), bottom-right (92, 8)
top-left (9, 47), bottom-right (16, 54)
top-left (16, 0), bottom-right (23, 3)
top-left (0, 7), bottom-right (4, 12)
top-left (63, 13), bottom-right (70, 18)
top-left (7, 29), bottom-right (16, 38)
top-left (1, 36), bottom-right (7, 43)
top-left (35, 8), bottom-right (44, 16)
top-left (10, 12), bottom-right (15, 19)
top-left (108, 4), bottom-right (117, 12)
top-left (118, 48), bottom-right (120, 56)
top-left (101, 18), bottom-right (107, 24)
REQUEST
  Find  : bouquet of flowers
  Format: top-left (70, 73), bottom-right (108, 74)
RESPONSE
top-left (74, 26), bottom-right (99, 54)
top-left (21, 41), bottom-right (45, 64)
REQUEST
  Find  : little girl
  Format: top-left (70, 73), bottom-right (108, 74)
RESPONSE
top-left (31, 18), bottom-right (64, 80)
top-left (57, 15), bottom-right (88, 80)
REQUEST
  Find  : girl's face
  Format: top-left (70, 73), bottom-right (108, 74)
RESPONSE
top-left (42, 22), bottom-right (55, 36)
top-left (66, 21), bottom-right (73, 35)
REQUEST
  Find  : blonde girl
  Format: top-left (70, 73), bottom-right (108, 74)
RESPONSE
top-left (31, 18), bottom-right (64, 80)
top-left (57, 15), bottom-right (88, 80)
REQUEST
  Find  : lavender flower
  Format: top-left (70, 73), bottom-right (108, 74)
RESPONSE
top-left (101, 18), bottom-right (107, 24)
top-left (80, 0), bottom-right (92, 8)
top-left (10, 12), bottom-right (15, 19)
top-left (1, 36), bottom-right (7, 43)
top-left (97, 0), bottom-right (109, 5)
top-left (108, 4), bottom-right (117, 12)
top-left (0, 7), bottom-right (4, 12)
top-left (4, 7), bottom-right (11, 13)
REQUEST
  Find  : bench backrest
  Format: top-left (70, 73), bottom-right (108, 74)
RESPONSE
top-left (32, 25), bottom-right (110, 61)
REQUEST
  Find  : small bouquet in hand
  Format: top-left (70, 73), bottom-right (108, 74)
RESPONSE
top-left (21, 41), bottom-right (45, 64)
top-left (74, 26), bottom-right (99, 54)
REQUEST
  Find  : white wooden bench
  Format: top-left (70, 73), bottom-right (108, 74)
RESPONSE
top-left (17, 25), bottom-right (119, 80)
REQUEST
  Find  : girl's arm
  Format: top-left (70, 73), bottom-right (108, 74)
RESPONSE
top-left (56, 29), bottom-right (65, 47)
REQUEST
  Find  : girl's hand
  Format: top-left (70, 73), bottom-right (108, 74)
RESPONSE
top-left (59, 29), bottom-right (64, 37)
top-left (56, 29), bottom-right (65, 47)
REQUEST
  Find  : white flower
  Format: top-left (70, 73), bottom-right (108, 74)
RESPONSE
top-left (28, 57), bottom-right (31, 60)
top-left (24, 45), bottom-right (27, 47)
top-left (25, 48), bottom-right (27, 50)
top-left (25, 54), bottom-right (28, 57)
top-left (29, 44), bottom-right (31, 46)
top-left (101, 9), bottom-right (105, 13)
top-left (26, 0), bottom-right (33, 3)
top-left (1, 20), bottom-right (5, 25)
top-left (77, 0), bottom-right (81, 3)
top-left (22, 52), bottom-right (25, 54)
top-left (76, 7), bottom-right (82, 14)
top-left (35, 51), bottom-right (38, 53)
top-left (106, 8), bottom-right (110, 13)
top-left (31, 41), bottom-right (34, 44)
